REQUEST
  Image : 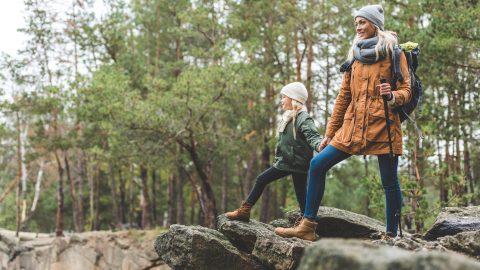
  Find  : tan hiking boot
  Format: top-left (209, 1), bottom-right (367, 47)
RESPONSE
top-left (225, 201), bottom-right (252, 222)
top-left (292, 215), bottom-right (303, 227)
top-left (275, 218), bottom-right (317, 241)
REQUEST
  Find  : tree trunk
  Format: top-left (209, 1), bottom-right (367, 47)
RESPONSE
top-left (119, 168), bottom-right (127, 224)
top-left (76, 150), bottom-right (86, 232)
top-left (176, 167), bottom-right (185, 225)
top-left (15, 111), bottom-right (22, 237)
top-left (443, 140), bottom-right (450, 203)
top-left (151, 169), bottom-right (157, 224)
top-left (260, 144), bottom-right (271, 222)
top-left (177, 133), bottom-right (218, 229)
top-left (54, 152), bottom-right (65, 237)
top-left (88, 163), bottom-right (96, 231)
top-left (128, 166), bottom-right (135, 227)
top-left (222, 158), bottom-right (228, 212)
top-left (242, 150), bottom-right (257, 199)
top-left (413, 136), bottom-right (424, 233)
top-left (93, 169), bottom-right (101, 231)
top-left (65, 154), bottom-right (80, 232)
top-left (305, 25), bottom-right (314, 111)
top-left (167, 174), bottom-right (177, 226)
top-left (294, 29), bottom-right (302, 81)
top-left (140, 165), bottom-right (152, 229)
top-left (109, 163), bottom-right (122, 228)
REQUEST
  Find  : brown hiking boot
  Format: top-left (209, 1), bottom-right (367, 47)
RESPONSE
top-left (225, 201), bottom-right (252, 222)
top-left (275, 218), bottom-right (317, 241)
top-left (292, 215), bottom-right (303, 227)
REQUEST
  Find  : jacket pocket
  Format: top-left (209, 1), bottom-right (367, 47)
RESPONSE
top-left (338, 112), bottom-right (355, 143)
top-left (366, 105), bottom-right (396, 143)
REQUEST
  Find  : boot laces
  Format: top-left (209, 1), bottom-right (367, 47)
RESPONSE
top-left (293, 216), bottom-right (303, 227)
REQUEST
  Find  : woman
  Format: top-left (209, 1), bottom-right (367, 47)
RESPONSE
top-left (275, 4), bottom-right (411, 241)
top-left (225, 82), bottom-right (322, 222)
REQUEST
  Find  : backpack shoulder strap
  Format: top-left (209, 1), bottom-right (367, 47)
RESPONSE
top-left (340, 59), bottom-right (354, 73)
top-left (391, 47), bottom-right (404, 87)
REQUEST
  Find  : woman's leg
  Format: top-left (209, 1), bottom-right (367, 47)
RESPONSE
top-left (377, 154), bottom-right (402, 236)
top-left (245, 167), bottom-right (290, 205)
top-left (291, 173), bottom-right (308, 214)
top-left (303, 145), bottom-right (351, 219)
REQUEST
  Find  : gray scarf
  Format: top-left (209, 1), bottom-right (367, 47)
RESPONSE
top-left (353, 37), bottom-right (386, 64)
top-left (278, 107), bottom-right (308, 139)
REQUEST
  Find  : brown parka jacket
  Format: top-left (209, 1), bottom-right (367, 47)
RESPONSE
top-left (325, 52), bottom-right (411, 155)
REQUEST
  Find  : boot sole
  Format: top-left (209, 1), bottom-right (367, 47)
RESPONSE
top-left (275, 229), bottom-right (316, 241)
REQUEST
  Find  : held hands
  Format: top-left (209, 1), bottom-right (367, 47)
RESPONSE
top-left (318, 137), bottom-right (332, 152)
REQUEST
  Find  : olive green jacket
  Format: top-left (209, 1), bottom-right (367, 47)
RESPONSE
top-left (273, 111), bottom-right (322, 174)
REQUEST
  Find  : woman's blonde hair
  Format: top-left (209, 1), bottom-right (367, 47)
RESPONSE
top-left (290, 99), bottom-right (304, 140)
top-left (347, 25), bottom-right (398, 62)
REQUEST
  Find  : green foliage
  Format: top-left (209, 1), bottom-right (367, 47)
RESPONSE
top-left (0, 0), bottom-right (478, 233)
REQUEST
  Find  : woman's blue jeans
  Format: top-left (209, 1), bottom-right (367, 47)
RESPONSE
top-left (303, 144), bottom-right (402, 236)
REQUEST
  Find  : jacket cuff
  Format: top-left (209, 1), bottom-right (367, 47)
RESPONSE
top-left (388, 93), bottom-right (396, 107)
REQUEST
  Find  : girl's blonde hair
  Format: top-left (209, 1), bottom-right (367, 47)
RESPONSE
top-left (290, 99), bottom-right (304, 140)
top-left (347, 25), bottom-right (398, 62)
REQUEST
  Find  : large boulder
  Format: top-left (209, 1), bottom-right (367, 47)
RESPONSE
top-left (252, 235), bottom-right (309, 270)
top-left (286, 207), bottom-right (385, 238)
top-left (154, 225), bottom-right (263, 270)
top-left (217, 214), bottom-right (310, 270)
top-left (438, 230), bottom-right (480, 259)
top-left (297, 238), bottom-right (480, 270)
top-left (424, 206), bottom-right (480, 240)
top-left (217, 215), bottom-right (275, 253)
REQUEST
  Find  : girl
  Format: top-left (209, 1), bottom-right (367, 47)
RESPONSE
top-left (275, 4), bottom-right (411, 240)
top-left (225, 82), bottom-right (322, 222)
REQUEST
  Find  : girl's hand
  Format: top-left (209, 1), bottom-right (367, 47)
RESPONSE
top-left (318, 137), bottom-right (332, 152)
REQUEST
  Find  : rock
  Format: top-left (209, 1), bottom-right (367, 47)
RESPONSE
top-left (438, 230), bottom-right (480, 259)
top-left (269, 218), bottom-right (290, 228)
top-left (1, 229), bottom-right (167, 270)
top-left (252, 235), bottom-right (310, 270)
top-left (424, 206), bottom-right (480, 240)
top-left (217, 215), bottom-right (311, 269)
top-left (286, 207), bottom-right (385, 238)
top-left (297, 238), bottom-right (480, 270)
top-left (217, 215), bottom-right (276, 253)
top-left (154, 225), bottom-right (263, 270)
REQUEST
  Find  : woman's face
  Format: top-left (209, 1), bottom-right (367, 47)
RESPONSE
top-left (281, 95), bottom-right (293, 111)
top-left (355, 17), bottom-right (376, 39)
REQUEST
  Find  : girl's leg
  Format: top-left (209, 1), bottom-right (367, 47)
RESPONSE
top-left (291, 173), bottom-right (308, 214)
top-left (246, 167), bottom-right (290, 205)
top-left (303, 145), bottom-right (350, 219)
top-left (377, 154), bottom-right (402, 236)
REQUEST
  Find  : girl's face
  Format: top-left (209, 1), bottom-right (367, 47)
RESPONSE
top-left (355, 17), bottom-right (376, 39)
top-left (281, 95), bottom-right (293, 111)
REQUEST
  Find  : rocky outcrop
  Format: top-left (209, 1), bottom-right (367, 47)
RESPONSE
top-left (155, 206), bottom-right (480, 270)
top-left (282, 207), bottom-right (385, 238)
top-left (297, 238), bottom-right (480, 270)
top-left (217, 214), bottom-right (310, 269)
top-left (438, 230), bottom-right (480, 259)
top-left (1, 229), bottom-right (168, 270)
top-left (154, 225), bottom-right (263, 270)
top-left (424, 206), bottom-right (480, 240)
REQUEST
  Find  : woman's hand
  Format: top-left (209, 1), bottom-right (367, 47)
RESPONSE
top-left (318, 137), bottom-right (332, 152)
top-left (378, 82), bottom-right (393, 100)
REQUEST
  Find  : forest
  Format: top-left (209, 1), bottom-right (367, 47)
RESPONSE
top-left (0, 0), bottom-right (478, 237)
